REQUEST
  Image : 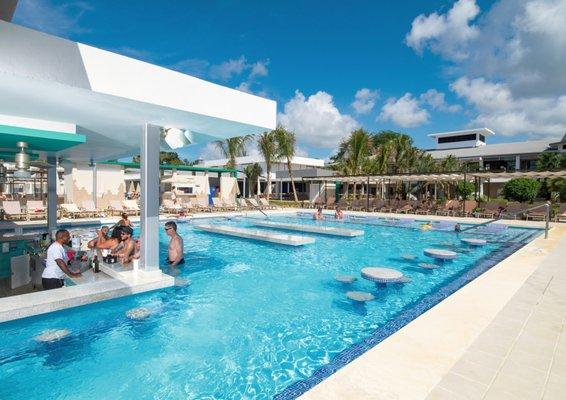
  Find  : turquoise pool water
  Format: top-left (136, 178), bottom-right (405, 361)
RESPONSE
top-left (0, 215), bottom-right (541, 399)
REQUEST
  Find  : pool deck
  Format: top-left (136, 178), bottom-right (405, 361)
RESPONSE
top-left (290, 211), bottom-right (566, 400)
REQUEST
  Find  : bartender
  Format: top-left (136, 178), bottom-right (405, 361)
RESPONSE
top-left (42, 229), bottom-right (82, 290)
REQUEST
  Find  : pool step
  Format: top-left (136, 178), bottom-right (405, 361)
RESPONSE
top-left (194, 224), bottom-right (315, 246)
top-left (250, 220), bottom-right (364, 237)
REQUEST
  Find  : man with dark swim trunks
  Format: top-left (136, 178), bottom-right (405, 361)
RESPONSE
top-left (165, 221), bottom-right (184, 266)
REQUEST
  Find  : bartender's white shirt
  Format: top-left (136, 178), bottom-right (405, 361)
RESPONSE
top-left (42, 242), bottom-right (68, 280)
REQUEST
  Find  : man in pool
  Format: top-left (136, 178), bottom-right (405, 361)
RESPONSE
top-left (334, 206), bottom-right (344, 220)
top-left (110, 226), bottom-right (135, 262)
top-left (165, 221), bottom-right (184, 266)
top-left (313, 207), bottom-right (324, 220)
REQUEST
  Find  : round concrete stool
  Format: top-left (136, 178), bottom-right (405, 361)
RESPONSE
top-left (361, 267), bottom-right (404, 284)
top-left (424, 248), bottom-right (458, 260)
top-left (346, 291), bottom-right (375, 302)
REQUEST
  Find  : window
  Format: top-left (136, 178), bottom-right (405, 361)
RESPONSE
top-left (479, 134), bottom-right (485, 142)
top-left (438, 134), bottom-right (477, 144)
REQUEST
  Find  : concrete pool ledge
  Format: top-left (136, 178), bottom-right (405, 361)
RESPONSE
top-left (298, 224), bottom-right (566, 400)
top-left (0, 268), bottom-right (174, 323)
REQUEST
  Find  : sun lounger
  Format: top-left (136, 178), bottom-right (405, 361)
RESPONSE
top-left (212, 198), bottom-right (227, 211)
top-left (81, 200), bottom-right (102, 217)
top-left (259, 198), bottom-right (276, 210)
top-left (196, 197), bottom-right (212, 212)
top-left (122, 200), bottom-right (140, 215)
top-left (26, 200), bottom-right (46, 220)
top-left (107, 200), bottom-right (125, 216)
top-left (162, 199), bottom-right (183, 214)
top-left (236, 198), bottom-right (249, 210)
top-left (247, 198), bottom-right (264, 210)
top-left (555, 204), bottom-right (566, 222)
top-left (222, 199), bottom-right (239, 211)
top-left (436, 200), bottom-right (459, 216)
top-left (474, 201), bottom-right (504, 218)
top-left (1, 201), bottom-right (27, 220)
top-left (60, 203), bottom-right (91, 218)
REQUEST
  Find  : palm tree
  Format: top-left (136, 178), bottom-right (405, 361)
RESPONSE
top-left (537, 152), bottom-right (562, 170)
top-left (257, 131), bottom-right (279, 198)
top-left (334, 129), bottom-right (372, 197)
top-left (274, 125), bottom-right (299, 202)
top-left (215, 135), bottom-right (252, 169)
top-left (243, 163), bottom-right (263, 196)
top-left (438, 155), bottom-right (460, 172)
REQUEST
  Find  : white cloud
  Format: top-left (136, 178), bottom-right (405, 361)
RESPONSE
top-left (209, 56), bottom-right (248, 81)
top-left (249, 60), bottom-right (269, 79)
top-left (14, 0), bottom-right (92, 37)
top-left (451, 76), bottom-right (566, 136)
top-left (170, 58), bottom-right (210, 78)
top-left (406, 0), bottom-right (566, 137)
top-left (351, 88), bottom-right (379, 114)
top-left (420, 89), bottom-right (461, 113)
top-left (278, 90), bottom-right (360, 148)
top-left (405, 0), bottom-right (480, 61)
top-left (378, 93), bottom-right (430, 127)
top-left (198, 143), bottom-right (223, 160)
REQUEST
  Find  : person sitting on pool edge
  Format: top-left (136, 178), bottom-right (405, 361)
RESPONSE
top-left (313, 207), bottom-right (325, 220)
top-left (111, 212), bottom-right (135, 230)
top-left (334, 206), bottom-right (344, 220)
top-left (165, 221), bottom-right (184, 266)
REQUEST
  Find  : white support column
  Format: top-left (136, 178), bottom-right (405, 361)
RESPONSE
top-left (140, 124), bottom-right (160, 271)
top-left (92, 163), bottom-right (97, 207)
top-left (47, 156), bottom-right (58, 235)
top-left (515, 155), bottom-right (521, 170)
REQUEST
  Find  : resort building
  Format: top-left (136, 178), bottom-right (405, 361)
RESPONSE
top-left (197, 155), bottom-right (333, 200)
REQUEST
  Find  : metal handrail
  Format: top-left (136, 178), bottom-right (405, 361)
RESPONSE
top-left (246, 197), bottom-right (269, 218)
top-left (461, 201), bottom-right (551, 238)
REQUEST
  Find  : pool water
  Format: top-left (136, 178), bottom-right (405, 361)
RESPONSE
top-left (0, 215), bottom-right (541, 399)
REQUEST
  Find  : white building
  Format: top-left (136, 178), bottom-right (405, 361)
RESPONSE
top-left (197, 155), bottom-right (333, 199)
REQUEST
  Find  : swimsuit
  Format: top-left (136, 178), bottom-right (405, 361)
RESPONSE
top-left (166, 258), bottom-right (185, 265)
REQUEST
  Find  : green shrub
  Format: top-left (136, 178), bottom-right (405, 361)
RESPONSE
top-left (502, 178), bottom-right (541, 203)
top-left (455, 181), bottom-right (475, 200)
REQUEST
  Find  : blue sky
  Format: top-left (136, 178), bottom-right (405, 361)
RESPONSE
top-left (13, 0), bottom-right (566, 160)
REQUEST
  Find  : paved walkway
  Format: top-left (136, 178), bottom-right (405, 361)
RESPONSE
top-left (427, 228), bottom-right (566, 400)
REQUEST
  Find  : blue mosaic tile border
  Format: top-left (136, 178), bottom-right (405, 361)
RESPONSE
top-left (274, 229), bottom-right (542, 399)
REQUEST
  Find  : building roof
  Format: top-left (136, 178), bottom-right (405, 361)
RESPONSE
top-left (550, 133), bottom-right (566, 146)
top-left (0, 21), bottom-right (276, 163)
top-left (426, 140), bottom-right (551, 159)
top-left (428, 128), bottom-right (495, 138)
top-left (199, 155), bottom-right (325, 168)
top-left (100, 161), bottom-right (237, 174)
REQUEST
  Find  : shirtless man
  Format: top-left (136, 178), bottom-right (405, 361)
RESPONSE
top-left (313, 207), bottom-right (325, 220)
top-left (111, 226), bottom-right (135, 262)
top-left (334, 206), bottom-right (344, 220)
top-left (111, 213), bottom-right (134, 230)
top-left (165, 221), bottom-right (184, 266)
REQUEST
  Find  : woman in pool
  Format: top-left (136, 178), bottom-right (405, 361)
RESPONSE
top-left (334, 206), bottom-right (344, 220)
top-left (313, 207), bottom-right (325, 220)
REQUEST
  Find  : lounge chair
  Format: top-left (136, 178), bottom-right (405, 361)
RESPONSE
top-left (247, 198), bottom-right (263, 210)
top-left (122, 200), bottom-right (140, 216)
top-left (436, 200), bottom-right (459, 216)
top-left (350, 199), bottom-right (366, 211)
top-left (108, 200), bottom-right (125, 216)
top-left (474, 201), bottom-right (504, 219)
top-left (196, 197), bottom-right (212, 212)
top-left (60, 203), bottom-right (91, 218)
top-left (162, 199), bottom-right (183, 214)
top-left (457, 200), bottom-right (478, 217)
top-left (236, 198), bottom-right (250, 210)
top-left (26, 200), bottom-right (46, 220)
top-left (501, 202), bottom-right (531, 220)
top-left (1, 201), bottom-right (27, 221)
top-left (524, 202), bottom-right (549, 221)
top-left (323, 197), bottom-right (336, 209)
top-left (553, 203), bottom-right (566, 222)
top-left (329, 197), bottom-right (349, 211)
top-left (81, 200), bottom-right (102, 217)
top-left (258, 198), bottom-right (276, 210)
top-left (222, 198), bottom-right (239, 211)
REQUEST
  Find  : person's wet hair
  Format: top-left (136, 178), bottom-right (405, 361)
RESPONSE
top-left (165, 221), bottom-right (177, 231)
top-left (111, 226), bottom-right (123, 239)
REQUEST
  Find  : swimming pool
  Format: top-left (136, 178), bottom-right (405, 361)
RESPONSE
top-left (0, 214), bottom-right (542, 399)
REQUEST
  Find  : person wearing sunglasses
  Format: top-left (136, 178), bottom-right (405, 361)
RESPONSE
top-left (164, 221), bottom-right (184, 266)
